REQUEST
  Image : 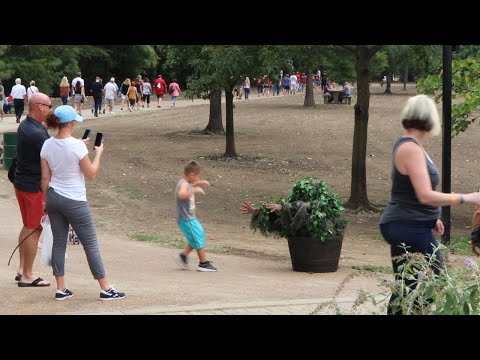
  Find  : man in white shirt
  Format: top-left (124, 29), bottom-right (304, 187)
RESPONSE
top-left (103, 77), bottom-right (117, 115)
top-left (11, 78), bottom-right (27, 123)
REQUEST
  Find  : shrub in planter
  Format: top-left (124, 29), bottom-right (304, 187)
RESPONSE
top-left (242, 176), bottom-right (348, 272)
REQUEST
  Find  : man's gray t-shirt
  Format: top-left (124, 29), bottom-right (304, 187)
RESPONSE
top-left (175, 179), bottom-right (196, 224)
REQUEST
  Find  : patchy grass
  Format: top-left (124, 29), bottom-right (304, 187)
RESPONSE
top-left (448, 235), bottom-right (472, 255)
top-left (118, 185), bottom-right (144, 200)
top-left (129, 232), bottom-right (185, 248)
top-left (373, 233), bottom-right (383, 241)
top-left (128, 231), bottom-right (225, 253)
top-left (351, 264), bottom-right (392, 274)
top-left (235, 129), bottom-right (253, 137)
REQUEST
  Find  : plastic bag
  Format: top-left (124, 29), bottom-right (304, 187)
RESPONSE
top-left (40, 215), bottom-right (68, 266)
top-left (40, 215), bottom-right (53, 266)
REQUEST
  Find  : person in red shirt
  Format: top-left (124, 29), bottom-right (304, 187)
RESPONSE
top-left (153, 75), bottom-right (167, 108)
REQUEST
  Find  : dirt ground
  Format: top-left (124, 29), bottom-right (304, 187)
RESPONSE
top-left (42, 83), bottom-right (480, 269)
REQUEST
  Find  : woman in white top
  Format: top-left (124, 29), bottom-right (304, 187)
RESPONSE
top-left (27, 80), bottom-right (39, 102)
top-left (40, 105), bottom-right (125, 301)
top-left (244, 77), bottom-right (250, 100)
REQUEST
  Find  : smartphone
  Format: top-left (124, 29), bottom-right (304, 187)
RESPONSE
top-left (82, 129), bottom-right (92, 139)
top-left (94, 132), bottom-right (103, 149)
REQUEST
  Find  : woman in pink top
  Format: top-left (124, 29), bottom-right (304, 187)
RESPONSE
top-left (168, 79), bottom-right (181, 108)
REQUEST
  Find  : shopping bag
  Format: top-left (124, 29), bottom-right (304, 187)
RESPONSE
top-left (40, 215), bottom-right (53, 266)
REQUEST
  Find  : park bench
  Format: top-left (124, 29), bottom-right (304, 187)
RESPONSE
top-left (341, 95), bottom-right (352, 105)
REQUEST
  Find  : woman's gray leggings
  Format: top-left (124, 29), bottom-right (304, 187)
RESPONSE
top-left (46, 188), bottom-right (106, 279)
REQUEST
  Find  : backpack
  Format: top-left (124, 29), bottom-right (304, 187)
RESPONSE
top-left (8, 157), bottom-right (17, 183)
top-left (75, 80), bottom-right (82, 93)
top-left (168, 84), bottom-right (174, 94)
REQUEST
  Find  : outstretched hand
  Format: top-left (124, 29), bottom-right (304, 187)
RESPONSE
top-left (240, 201), bottom-right (259, 215)
top-left (265, 202), bottom-right (282, 213)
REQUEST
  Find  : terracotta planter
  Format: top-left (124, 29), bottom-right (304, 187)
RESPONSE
top-left (287, 234), bottom-right (344, 273)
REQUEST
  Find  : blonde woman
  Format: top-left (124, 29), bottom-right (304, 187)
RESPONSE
top-left (59, 77), bottom-right (70, 105)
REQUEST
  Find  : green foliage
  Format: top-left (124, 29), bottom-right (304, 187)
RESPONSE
top-left (357, 244), bottom-right (480, 315)
top-left (417, 55), bottom-right (480, 136)
top-left (250, 177), bottom-right (348, 242)
top-left (448, 235), bottom-right (473, 255)
top-left (391, 246), bottom-right (480, 315)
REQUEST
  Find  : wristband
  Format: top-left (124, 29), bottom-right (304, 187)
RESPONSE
top-left (451, 194), bottom-right (460, 205)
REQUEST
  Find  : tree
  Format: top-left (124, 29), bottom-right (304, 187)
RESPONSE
top-left (341, 45), bottom-right (383, 211)
top-left (417, 54), bottom-right (480, 136)
top-left (380, 46), bottom-right (415, 94)
top-left (188, 45), bottom-right (259, 157)
top-left (205, 88), bottom-right (224, 134)
top-left (304, 71), bottom-right (315, 107)
top-left (0, 45), bottom-right (14, 80)
top-left (3, 45), bottom-right (80, 95)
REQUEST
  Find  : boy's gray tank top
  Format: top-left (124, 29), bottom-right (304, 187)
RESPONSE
top-left (175, 179), bottom-right (196, 224)
top-left (379, 137), bottom-right (440, 224)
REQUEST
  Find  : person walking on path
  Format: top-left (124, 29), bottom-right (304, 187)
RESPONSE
top-left (13, 92), bottom-right (53, 287)
top-left (40, 105), bottom-right (126, 301)
top-left (11, 78), bottom-right (27, 123)
top-left (0, 79), bottom-right (4, 121)
top-left (59, 77), bottom-right (70, 106)
top-left (379, 94), bottom-right (480, 315)
top-left (27, 81), bottom-right (39, 102)
top-left (174, 160), bottom-right (217, 272)
top-left (168, 79), bottom-right (181, 108)
top-left (153, 75), bottom-right (167, 108)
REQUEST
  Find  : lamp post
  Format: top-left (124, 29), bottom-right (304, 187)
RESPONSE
top-left (441, 45), bottom-right (453, 245)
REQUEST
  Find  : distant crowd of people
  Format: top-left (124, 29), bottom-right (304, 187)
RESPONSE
top-left (0, 73), bottom-right (182, 122)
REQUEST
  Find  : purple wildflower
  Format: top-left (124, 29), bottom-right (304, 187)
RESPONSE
top-left (464, 258), bottom-right (477, 268)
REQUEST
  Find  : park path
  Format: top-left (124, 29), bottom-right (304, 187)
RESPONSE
top-left (0, 91), bottom-right (387, 315)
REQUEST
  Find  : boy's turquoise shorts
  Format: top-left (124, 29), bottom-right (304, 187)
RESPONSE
top-left (179, 218), bottom-right (205, 249)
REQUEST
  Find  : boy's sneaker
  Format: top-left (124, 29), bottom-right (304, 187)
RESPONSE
top-left (175, 253), bottom-right (188, 270)
top-left (100, 286), bottom-right (125, 301)
top-left (198, 261), bottom-right (218, 272)
top-left (55, 288), bottom-right (73, 301)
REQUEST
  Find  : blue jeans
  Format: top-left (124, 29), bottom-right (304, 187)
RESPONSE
top-left (61, 96), bottom-right (68, 105)
top-left (380, 220), bottom-right (443, 315)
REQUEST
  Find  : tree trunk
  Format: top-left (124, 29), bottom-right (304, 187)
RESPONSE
top-left (403, 65), bottom-right (408, 91)
top-left (203, 89), bottom-right (224, 134)
top-left (345, 47), bottom-right (375, 211)
top-left (385, 69), bottom-right (392, 94)
top-left (303, 71), bottom-right (315, 107)
top-left (224, 86), bottom-right (237, 157)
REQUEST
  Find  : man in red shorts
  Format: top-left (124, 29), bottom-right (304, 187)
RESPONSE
top-left (13, 92), bottom-right (52, 287)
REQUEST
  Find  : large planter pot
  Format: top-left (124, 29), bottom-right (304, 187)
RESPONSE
top-left (287, 234), bottom-right (344, 273)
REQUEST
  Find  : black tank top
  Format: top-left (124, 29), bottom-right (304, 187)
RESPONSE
top-left (379, 137), bottom-right (440, 224)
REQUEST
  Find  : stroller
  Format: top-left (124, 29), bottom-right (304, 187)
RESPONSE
top-left (68, 225), bottom-right (80, 245)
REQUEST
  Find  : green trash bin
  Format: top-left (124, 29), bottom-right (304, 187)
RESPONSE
top-left (3, 132), bottom-right (17, 170)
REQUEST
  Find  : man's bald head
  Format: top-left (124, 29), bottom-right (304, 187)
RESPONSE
top-left (30, 92), bottom-right (50, 105)
top-left (28, 92), bottom-right (52, 123)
